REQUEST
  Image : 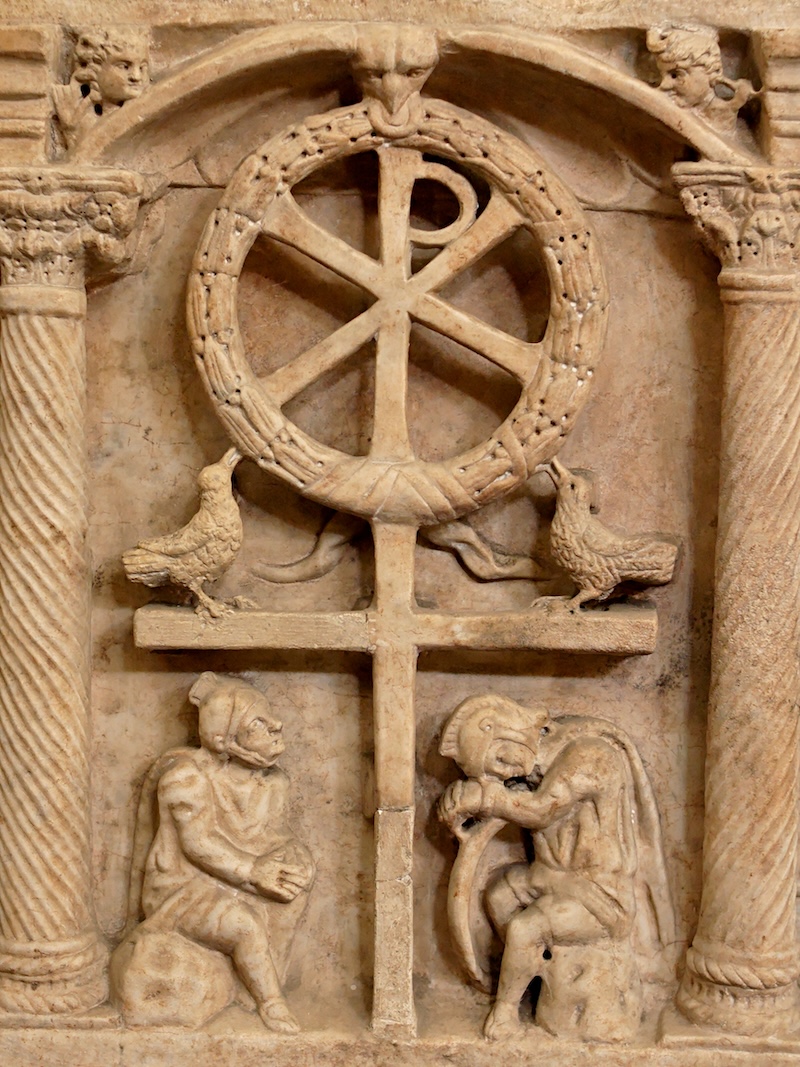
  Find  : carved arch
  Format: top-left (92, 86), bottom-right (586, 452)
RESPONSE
top-left (73, 21), bottom-right (756, 168)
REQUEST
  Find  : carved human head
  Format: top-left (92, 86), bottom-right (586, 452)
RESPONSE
top-left (440, 695), bottom-right (550, 781)
top-left (646, 25), bottom-right (723, 108)
top-left (189, 672), bottom-right (285, 769)
top-left (72, 28), bottom-right (150, 106)
top-left (353, 24), bottom-right (439, 126)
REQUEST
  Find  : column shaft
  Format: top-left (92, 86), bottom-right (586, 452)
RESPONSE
top-left (0, 287), bottom-right (105, 1012)
top-left (675, 165), bottom-right (800, 1036)
top-left (0, 167), bottom-right (143, 1015)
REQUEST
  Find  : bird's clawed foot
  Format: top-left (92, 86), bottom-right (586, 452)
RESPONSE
top-left (483, 1002), bottom-right (522, 1041)
top-left (531, 592), bottom-right (599, 614)
top-left (567, 589), bottom-right (602, 612)
top-left (192, 590), bottom-right (255, 619)
top-left (193, 593), bottom-right (231, 620)
top-left (531, 594), bottom-right (576, 613)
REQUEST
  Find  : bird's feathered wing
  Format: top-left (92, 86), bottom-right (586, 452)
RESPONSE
top-left (137, 511), bottom-right (215, 556)
top-left (122, 512), bottom-right (216, 586)
top-left (581, 519), bottom-right (678, 584)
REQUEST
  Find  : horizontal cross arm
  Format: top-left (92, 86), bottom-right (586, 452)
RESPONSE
top-left (133, 605), bottom-right (372, 651)
top-left (133, 601), bottom-right (656, 656)
top-left (410, 602), bottom-right (657, 654)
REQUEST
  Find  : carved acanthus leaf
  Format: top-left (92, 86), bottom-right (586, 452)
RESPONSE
top-left (674, 164), bottom-right (800, 271)
top-left (0, 168), bottom-right (145, 285)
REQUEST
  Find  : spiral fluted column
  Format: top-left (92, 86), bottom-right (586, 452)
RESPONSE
top-left (0, 169), bottom-right (142, 1014)
top-left (674, 164), bottom-right (800, 1036)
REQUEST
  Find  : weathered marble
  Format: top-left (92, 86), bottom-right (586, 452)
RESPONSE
top-left (0, 3), bottom-right (796, 1065)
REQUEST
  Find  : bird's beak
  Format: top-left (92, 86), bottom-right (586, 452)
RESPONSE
top-left (549, 456), bottom-right (569, 486)
top-left (222, 447), bottom-right (241, 468)
top-left (376, 72), bottom-right (414, 120)
top-left (533, 462), bottom-right (557, 486)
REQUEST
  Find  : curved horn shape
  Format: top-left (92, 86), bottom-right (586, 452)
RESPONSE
top-left (447, 816), bottom-right (506, 992)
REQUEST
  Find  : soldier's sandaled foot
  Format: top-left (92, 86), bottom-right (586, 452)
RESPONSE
top-left (483, 1002), bottom-right (522, 1041)
top-left (259, 997), bottom-right (300, 1034)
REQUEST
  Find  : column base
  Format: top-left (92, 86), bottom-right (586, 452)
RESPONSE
top-left (660, 1003), bottom-right (800, 1050)
top-left (0, 935), bottom-right (108, 1015)
top-left (0, 1003), bottom-right (118, 1030)
top-left (676, 968), bottom-right (800, 1038)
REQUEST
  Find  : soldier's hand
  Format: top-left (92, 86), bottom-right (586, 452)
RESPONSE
top-left (273, 841), bottom-right (316, 891)
top-left (250, 854), bottom-right (308, 902)
top-left (478, 779), bottom-right (508, 819)
top-left (438, 778), bottom-right (484, 829)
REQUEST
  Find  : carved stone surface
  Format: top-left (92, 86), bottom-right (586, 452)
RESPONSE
top-left (544, 458), bottom-right (679, 607)
top-left (186, 62), bottom-right (608, 525)
top-left (53, 28), bottom-right (150, 152)
top-left (180, 31), bottom-right (617, 1037)
top-left (646, 25), bottom-right (756, 137)
top-left (438, 695), bottom-right (674, 1042)
top-left (123, 447), bottom-right (249, 618)
top-left (110, 929), bottom-right (246, 1028)
top-left (112, 672), bottom-right (313, 1031)
top-left (672, 162), bottom-right (800, 1035)
top-left (0, 6), bottom-right (799, 1067)
top-left (0, 167), bottom-right (144, 1014)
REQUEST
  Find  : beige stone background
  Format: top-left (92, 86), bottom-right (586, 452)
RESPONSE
top-left (52, 13), bottom-right (729, 1036)
top-left (7, 3), bottom-right (800, 1063)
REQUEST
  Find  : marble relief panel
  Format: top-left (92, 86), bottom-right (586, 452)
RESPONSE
top-left (0, 9), bottom-right (794, 1066)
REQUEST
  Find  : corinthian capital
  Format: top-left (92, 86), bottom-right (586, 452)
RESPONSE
top-left (673, 163), bottom-right (800, 274)
top-left (0, 167), bottom-right (144, 286)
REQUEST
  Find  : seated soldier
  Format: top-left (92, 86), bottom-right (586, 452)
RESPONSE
top-left (439, 694), bottom-right (673, 1041)
top-left (137, 672), bottom-right (315, 1033)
